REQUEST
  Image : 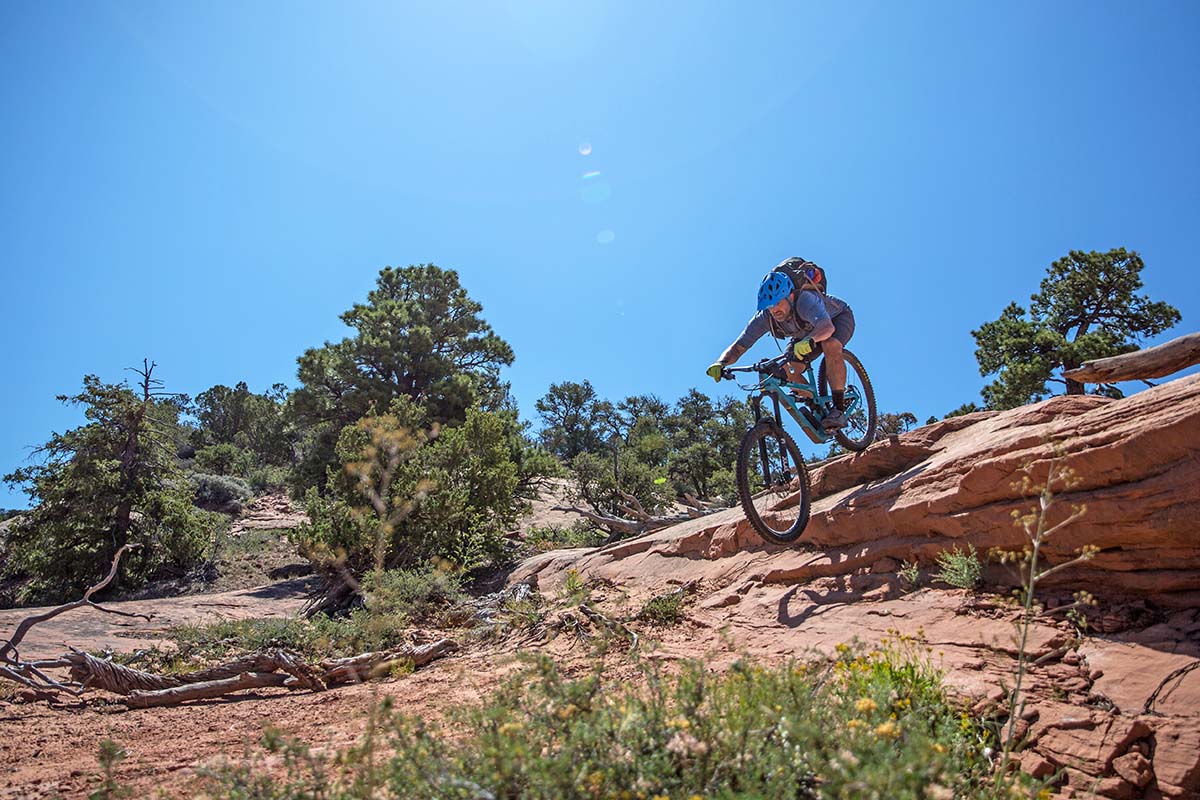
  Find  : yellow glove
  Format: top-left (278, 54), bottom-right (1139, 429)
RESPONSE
top-left (706, 362), bottom-right (724, 383)
top-left (793, 338), bottom-right (815, 358)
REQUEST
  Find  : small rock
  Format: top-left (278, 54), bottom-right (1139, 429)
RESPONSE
top-left (1021, 707), bottom-right (1040, 722)
top-left (871, 557), bottom-right (900, 573)
top-left (1063, 651), bottom-right (1082, 666)
top-left (1019, 751), bottom-right (1056, 779)
top-left (1092, 776), bottom-right (1138, 800)
top-left (1111, 752), bottom-right (1152, 789)
top-left (1088, 668), bottom-right (1104, 681)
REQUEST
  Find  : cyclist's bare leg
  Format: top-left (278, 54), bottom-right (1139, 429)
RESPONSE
top-left (821, 336), bottom-right (847, 392)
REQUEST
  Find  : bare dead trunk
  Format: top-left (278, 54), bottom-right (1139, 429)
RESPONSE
top-left (1062, 332), bottom-right (1200, 385)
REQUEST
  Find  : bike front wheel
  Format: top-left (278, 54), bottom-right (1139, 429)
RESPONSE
top-left (735, 421), bottom-right (811, 545)
top-left (818, 348), bottom-right (878, 452)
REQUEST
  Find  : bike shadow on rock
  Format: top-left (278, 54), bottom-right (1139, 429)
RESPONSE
top-left (775, 578), bottom-right (871, 628)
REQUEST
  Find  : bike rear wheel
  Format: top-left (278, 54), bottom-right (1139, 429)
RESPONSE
top-left (818, 348), bottom-right (877, 452)
top-left (735, 420), bottom-right (811, 545)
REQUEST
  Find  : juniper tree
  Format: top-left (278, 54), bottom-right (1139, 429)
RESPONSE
top-left (3, 363), bottom-right (213, 604)
top-left (972, 248), bottom-right (1180, 409)
top-left (289, 265), bottom-right (514, 491)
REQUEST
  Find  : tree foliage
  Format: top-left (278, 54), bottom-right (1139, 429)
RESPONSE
top-left (295, 399), bottom-right (531, 605)
top-left (289, 265), bottom-right (514, 492)
top-left (192, 381), bottom-right (292, 467)
top-left (535, 382), bottom-right (752, 513)
top-left (972, 248), bottom-right (1181, 409)
top-left (2, 365), bottom-right (216, 605)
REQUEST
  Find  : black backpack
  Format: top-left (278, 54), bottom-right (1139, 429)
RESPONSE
top-left (772, 257), bottom-right (827, 296)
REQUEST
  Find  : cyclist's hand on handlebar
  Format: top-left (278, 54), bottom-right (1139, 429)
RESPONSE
top-left (793, 338), bottom-right (815, 358)
top-left (705, 362), bottom-right (725, 383)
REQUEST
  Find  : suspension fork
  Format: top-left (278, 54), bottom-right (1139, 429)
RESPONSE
top-left (751, 393), bottom-right (787, 485)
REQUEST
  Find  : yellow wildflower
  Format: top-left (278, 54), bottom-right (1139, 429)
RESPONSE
top-left (854, 698), bottom-right (878, 714)
top-left (874, 721), bottom-right (899, 738)
top-left (847, 719), bottom-right (868, 731)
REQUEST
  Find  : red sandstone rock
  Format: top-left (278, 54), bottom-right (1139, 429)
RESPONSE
top-left (511, 375), bottom-right (1200, 795)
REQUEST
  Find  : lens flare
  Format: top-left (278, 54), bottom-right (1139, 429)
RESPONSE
top-left (582, 170), bottom-right (601, 179)
top-left (578, 142), bottom-right (592, 155)
top-left (597, 229), bottom-right (615, 244)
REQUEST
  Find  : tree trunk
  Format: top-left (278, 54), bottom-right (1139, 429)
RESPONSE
top-left (1062, 332), bottom-right (1200, 385)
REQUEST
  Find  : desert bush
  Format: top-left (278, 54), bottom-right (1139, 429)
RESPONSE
top-left (203, 641), bottom-right (1017, 799)
top-left (193, 443), bottom-right (254, 478)
top-left (899, 560), bottom-right (922, 590)
top-left (521, 522), bottom-right (606, 555)
top-left (247, 464), bottom-right (291, 494)
top-left (296, 403), bottom-right (528, 598)
top-left (361, 567), bottom-right (471, 626)
top-left (636, 587), bottom-right (689, 626)
top-left (933, 544), bottom-right (983, 590)
top-left (190, 472), bottom-right (253, 512)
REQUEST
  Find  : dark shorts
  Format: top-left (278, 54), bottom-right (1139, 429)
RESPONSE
top-left (788, 306), bottom-right (855, 362)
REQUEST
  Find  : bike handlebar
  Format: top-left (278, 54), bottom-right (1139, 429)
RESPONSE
top-left (720, 353), bottom-right (790, 380)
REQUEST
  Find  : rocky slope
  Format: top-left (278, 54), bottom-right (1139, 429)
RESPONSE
top-left (513, 374), bottom-right (1200, 799)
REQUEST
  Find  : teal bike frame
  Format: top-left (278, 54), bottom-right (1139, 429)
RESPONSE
top-left (725, 353), bottom-right (865, 445)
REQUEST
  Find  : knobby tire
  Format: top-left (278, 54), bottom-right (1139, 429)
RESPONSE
top-left (735, 421), bottom-right (812, 545)
top-left (818, 348), bottom-right (878, 452)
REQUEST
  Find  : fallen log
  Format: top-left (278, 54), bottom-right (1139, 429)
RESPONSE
top-left (1, 546), bottom-right (459, 707)
top-left (124, 672), bottom-right (289, 709)
top-left (62, 648), bottom-right (328, 696)
top-left (1062, 331), bottom-right (1200, 384)
top-left (319, 639), bottom-right (459, 686)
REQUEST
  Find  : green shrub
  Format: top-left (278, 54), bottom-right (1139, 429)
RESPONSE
top-left (934, 544), bottom-right (983, 590)
top-left (247, 464), bottom-right (291, 494)
top-left (190, 472), bottom-right (253, 512)
top-left (522, 522), bottom-right (606, 555)
top-left (203, 641), bottom-right (1015, 799)
top-left (194, 443), bottom-right (254, 478)
top-left (636, 588), bottom-right (689, 626)
top-left (362, 567), bottom-right (472, 626)
top-left (296, 403), bottom-right (526, 592)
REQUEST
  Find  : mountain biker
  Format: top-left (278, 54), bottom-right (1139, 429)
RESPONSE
top-left (706, 263), bottom-right (856, 430)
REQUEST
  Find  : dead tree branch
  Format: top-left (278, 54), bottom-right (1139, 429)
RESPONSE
top-left (0, 544), bottom-right (148, 665)
top-left (0, 544), bottom-right (151, 695)
top-left (124, 672), bottom-right (289, 709)
top-left (1062, 332), bottom-right (1200, 385)
top-left (552, 502), bottom-right (720, 539)
top-left (1, 547), bottom-right (458, 706)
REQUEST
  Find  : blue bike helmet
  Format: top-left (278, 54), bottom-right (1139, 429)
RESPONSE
top-left (757, 271), bottom-right (794, 311)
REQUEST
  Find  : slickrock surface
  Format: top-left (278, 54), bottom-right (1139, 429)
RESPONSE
top-left (513, 374), bottom-right (1200, 798)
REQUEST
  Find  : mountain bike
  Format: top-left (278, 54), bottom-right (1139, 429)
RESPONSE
top-left (721, 348), bottom-right (877, 544)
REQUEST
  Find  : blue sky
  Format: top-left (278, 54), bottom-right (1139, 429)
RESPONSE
top-left (2, 1), bottom-right (1198, 509)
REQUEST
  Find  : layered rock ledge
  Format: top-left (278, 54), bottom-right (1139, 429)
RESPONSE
top-left (512, 374), bottom-right (1200, 798)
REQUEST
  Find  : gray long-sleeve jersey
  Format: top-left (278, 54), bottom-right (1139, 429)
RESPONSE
top-left (719, 291), bottom-right (850, 363)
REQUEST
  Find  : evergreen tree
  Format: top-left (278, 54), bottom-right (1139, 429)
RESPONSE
top-left (972, 248), bottom-right (1180, 409)
top-left (534, 380), bottom-right (607, 461)
top-left (289, 265), bottom-right (513, 491)
top-left (3, 363), bottom-right (214, 605)
top-left (192, 381), bottom-right (292, 467)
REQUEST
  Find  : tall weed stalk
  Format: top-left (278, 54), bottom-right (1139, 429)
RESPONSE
top-left (990, 456), bottom-right (1096, 792)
